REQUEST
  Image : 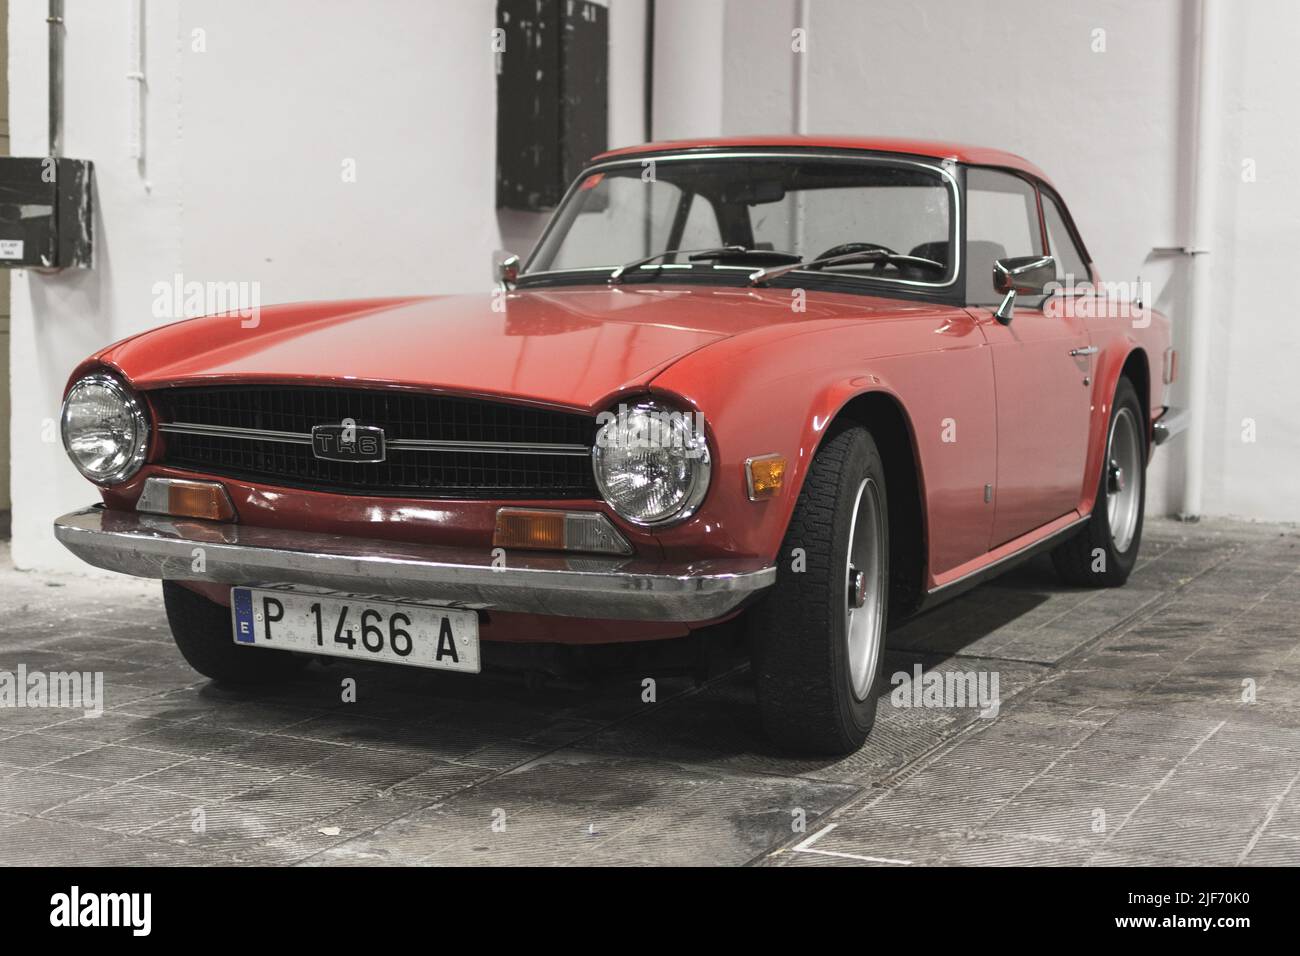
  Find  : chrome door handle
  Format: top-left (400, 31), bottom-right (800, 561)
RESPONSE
top-left (1069, 346), bottom-right (1098, 356)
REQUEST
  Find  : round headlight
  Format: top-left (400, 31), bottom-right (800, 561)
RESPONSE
top-left (592, 400), bottom-right (711, 526)
top-left (60, 374), bottom-right (150, 484)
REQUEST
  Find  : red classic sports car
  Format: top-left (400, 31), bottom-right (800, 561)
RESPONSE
top-left (55, 136), bottom-right (1184, 754)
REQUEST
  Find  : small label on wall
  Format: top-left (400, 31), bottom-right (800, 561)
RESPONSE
top-left (0, 239), bottom-right (24, 259)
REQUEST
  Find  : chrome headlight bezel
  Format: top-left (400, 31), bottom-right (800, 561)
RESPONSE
top-left (591, 399), bottom-right (712, 528)
top-left (60, 373), bottom-right (151, 485)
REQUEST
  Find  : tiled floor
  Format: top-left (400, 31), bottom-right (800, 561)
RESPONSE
top-left (1, 517), bottom-right (1297, 866)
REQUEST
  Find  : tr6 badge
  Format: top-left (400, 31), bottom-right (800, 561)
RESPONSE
top-left (311, 422), bottom-right (386, 462)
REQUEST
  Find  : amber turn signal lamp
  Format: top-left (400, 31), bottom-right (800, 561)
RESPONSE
top-left (136, 477), bottom-right (237, 522)
top-left (745, 454), bottom-right (787, 501)
top-left (495, 509), bottom-right (565, 550)
top-left (493, 508), bottom-right (632, 555)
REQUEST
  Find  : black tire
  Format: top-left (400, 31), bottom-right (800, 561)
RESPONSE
top-left (1051, 377), bottom-right (1146, 587)
top-left (748, 426), bottom-right (889, 755)
top-left (162, 581), bottom-right (308, 684)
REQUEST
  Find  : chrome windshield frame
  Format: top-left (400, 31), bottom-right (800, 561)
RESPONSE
top-left (521, 149), bottom-right (962, 293)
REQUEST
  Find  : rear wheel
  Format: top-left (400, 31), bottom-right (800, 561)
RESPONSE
top-left (163, 581), bottom-right (308, 684)
top-left (1051, 377), bottom-right (1146, 587)
top-left (748, 426), bottom-right (889, 755)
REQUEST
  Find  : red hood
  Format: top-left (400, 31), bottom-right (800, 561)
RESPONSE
top-left (93, 286), bottom-right (922, 411)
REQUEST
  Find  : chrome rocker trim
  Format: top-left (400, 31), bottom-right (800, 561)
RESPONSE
top-left (53, 507), bottom-right (775, 622)
top-left (1152, 406), bottom-right (1189, 446)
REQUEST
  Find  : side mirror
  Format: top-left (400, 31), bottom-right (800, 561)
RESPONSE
top-left (495, 253), bottom-right (521, 289)
top-left (992, 255), bottom-right (1055, 323)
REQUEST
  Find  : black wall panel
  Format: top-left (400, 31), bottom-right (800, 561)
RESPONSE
top-left (0, 158), bottom-right (93, 269)
top-left (497, 0), bottom-right (608, 211)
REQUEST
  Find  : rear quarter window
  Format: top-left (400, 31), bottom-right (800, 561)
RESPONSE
top-left (1042, 193), bottom-right (1090, 285)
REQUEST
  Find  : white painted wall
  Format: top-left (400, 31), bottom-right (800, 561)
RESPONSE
top-left (0, 0), bottom-right (10, 517)
top-left (6, 0), bottom-right (1296, 573)
top-left (1203, 1), bottom-right (1300, 521)
top-left (652, 0), bottom-right (725, 139)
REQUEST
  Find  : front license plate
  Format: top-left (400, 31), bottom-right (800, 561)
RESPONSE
top-left (231, 587), bottom-right (480, 674)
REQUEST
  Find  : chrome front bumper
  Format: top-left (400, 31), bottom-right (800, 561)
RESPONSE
top-left (1152, 406), bottom-right (1189, 446)
top-left (53, 507), bottom-right (775, 623)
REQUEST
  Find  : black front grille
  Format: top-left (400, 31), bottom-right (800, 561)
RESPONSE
top-left (150, 385), bottom-right (599, 499)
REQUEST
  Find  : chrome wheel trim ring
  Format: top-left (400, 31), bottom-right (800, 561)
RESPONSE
top-left (1106, 406), bottom-right (1142, 553)
top-left (845, 477), bottom-right (887, 701)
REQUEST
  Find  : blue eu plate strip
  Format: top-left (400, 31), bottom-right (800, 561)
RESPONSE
top-left (232, 588), bottom-right (256, 643)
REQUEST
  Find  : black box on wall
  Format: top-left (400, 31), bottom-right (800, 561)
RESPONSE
top-left (0, 157), bottom-right (94, 269)
top-left (496, 0), bottom-right (609, 211)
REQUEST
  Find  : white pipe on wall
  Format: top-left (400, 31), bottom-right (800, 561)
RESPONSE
top-left (1181, 0), bottom-right (1223, 520)
top-left (127, 0), bottom-right (145, 160)
top-left (793, 0), bottom-right (809, 135)
top-left (791, 0), bottom-right (809, 254)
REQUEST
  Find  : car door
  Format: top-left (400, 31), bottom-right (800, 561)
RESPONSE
top-left (964, 168), bottom-right (1092, 548)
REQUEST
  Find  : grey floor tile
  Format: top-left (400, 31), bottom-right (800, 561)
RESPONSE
top-left (43, 783), bottom-right (200, 835)
top-left (43, 745), bottom-right (186, 783)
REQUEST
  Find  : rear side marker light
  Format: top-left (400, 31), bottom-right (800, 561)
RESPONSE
top-left (137, 477), bottom-right (236, 522)
top-left (745, 454), bottom-right (787, 501)
top-left (493, 508), bottom-right (633, 556)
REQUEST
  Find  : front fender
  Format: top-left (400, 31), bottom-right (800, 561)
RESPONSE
top-left (644, 306), bottom-right (993, 576)
top-left (786, 375), bottom-right (922, 528)
top-left (637, 373), bottom-right (916, 566)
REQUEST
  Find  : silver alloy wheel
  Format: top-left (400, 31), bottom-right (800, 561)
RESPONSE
top-left (845, 477), bottom-right (887, 701)
top-left (1106, 406), bottom-right (1142, 553)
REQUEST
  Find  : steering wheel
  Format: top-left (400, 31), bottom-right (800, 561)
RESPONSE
top-left (813, 241), bottom-right (898, 275)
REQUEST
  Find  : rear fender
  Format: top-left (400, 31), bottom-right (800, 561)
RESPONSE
top-left (1082, 340), bottom-right (1149, 515)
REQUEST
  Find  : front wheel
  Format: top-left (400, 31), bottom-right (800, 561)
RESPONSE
top-left (748, 426), bottom-right (889, 755)
top-left (1051, 377), bottom-right (1147, 587)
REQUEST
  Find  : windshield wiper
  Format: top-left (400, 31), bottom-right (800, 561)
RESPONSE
top-left (748, 249), bottom-right (888, 286)
top-left (608, 245), bottom-right (749, 284)
top-left (748, 249), bottom-right (945, 287)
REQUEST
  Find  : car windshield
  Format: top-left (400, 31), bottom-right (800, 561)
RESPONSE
top-left (526, 155), bottom-right (956, 287)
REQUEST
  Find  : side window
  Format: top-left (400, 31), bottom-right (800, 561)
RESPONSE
top-left (1042, 193), bottom-right (1090, 285)
top-left (965, 169), bottom-right (1043, 305)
